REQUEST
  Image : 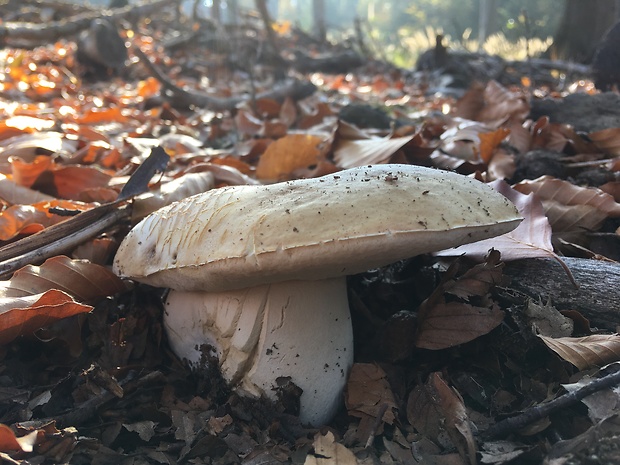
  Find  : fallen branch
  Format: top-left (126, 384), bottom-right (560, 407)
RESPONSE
top-left (134, 46), bottom-right (316, 110)
top-left (0, 0), bottom-right (178, 45)
top-left (0, 203), bottom-right (131, 279)
top-left (483, 364), bottom-right (620, 439)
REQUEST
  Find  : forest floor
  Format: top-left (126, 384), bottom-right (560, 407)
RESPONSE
top-left (0, 3), bottom-right (619, 465)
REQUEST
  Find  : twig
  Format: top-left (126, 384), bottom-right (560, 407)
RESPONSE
top-left (0, 204), bottom-right (130, 279)
top-left (365, 403), bottom-right (389, 448)
top-left (483, 365), bottom-right (620, 439)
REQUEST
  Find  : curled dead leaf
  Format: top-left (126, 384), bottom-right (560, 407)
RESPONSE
top-left (514, 175), bottom-right (620, 234)
top-left (539, 334), bottom-right (620, 371)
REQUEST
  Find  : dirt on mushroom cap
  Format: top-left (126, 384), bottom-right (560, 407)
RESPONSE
top-left (113, 164), bottom-right (522, 291)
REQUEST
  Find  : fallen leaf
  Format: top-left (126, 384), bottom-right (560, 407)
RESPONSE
top-left (334, 134), bottom-right (414, 168)
top-left (0, 200), bottom-right (94, 241)
top-left (514, 176), bottom-right (620, 234)
top-left (407, 373), bottom-right (477, 465)
top-left (435, 180), bottom-right (576, 286)
top-left (589, 127), bottom-right (620, 155)
top-left (415, 301), bottom-right (504, 350)
top-left (0, 289), bottom-right (92, 346)
top-left (539, 334), bottom-right (620, 371)
top-left (256, 133), bottom-right (327, 181)
top-left (454, 80), bottom-right (529, 126)
top-left (0, 255), bottom-right (126, 302)
top-left (304, 431), bottom-right (357, 465)
top-left (345, 363), bottom-right (396, 424)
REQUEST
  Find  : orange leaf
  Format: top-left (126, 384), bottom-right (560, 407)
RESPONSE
top-left (256, 133), bottom-right (327, 181)
top-left (33, 165), bottom-right (112, 200)
top-left (0, 200), bottom-right (93, 241)
top-left (0, 289), bottom-right (92, 346)
top-left (479, 127), bottom-right (510, 163)
top-left (11, 155), bottom-right (54, 187)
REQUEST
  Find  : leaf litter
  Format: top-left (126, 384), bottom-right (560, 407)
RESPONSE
top-left (0, 5), bottom-right (618, 465)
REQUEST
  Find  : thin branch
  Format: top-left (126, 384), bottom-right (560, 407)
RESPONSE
top-left (483, 365), bottom-right (620, 439)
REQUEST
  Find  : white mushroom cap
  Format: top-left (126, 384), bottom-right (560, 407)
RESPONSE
top-left (113, 164), bottom-right (521, 426)
top-left (114, 164), bottom-right (521, 290)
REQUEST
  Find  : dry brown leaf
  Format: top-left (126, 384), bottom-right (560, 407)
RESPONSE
top-left (454, 81), bottom-right (529, 126)
top-left (0, 424), bottom-right (38, 454)
top-left (253, 98), bottom-right (281, 119)
top-left (589, 127), bottom-right (620, 155)
top-left (439, 120), bottom-right (488, 161)
top-left (442, 249), bottom-right (504, 300)
top-left (234, 109), bottom-right (264, 136)
top-left (33, 165), bottom-right (113, 200)
top-left (304, 431), bottom-right (358, 465)
top-left (11, 154), bottom-right (54, 187)
top-left (279, 97), bottom-right (297, 127)
top-left (0, 173), bottom-right (55, 205)
top-left (334, 134), bottom-right (414, 169)
top-left (479, 128), bottom-right (511, 163)
top-left (0, 255), bottom-right (126, 302)
top-left (345, 363), bottom-right (397, 424)
top-left (407, 373), bottom-right (477, 465)
top-left (0, 199), bottom-right (94, 241)
top-left (539, 334), bottom-right (620, 371)
top-left (415, 301), bottom-right (504, 350)
top-left (600, 181), bottom-right (620, 202)
top-left (487, 146), bottom-right (516, 181)
top-left (132, 171), bottom-right (216, 222)
top-left (0, 289), bottom-right (92, 346)
top-left (256, 133), bottom-right (328, 181)
top-left (514, 176), bottom-right (620, 233)
top-left (436, 180), bottom-right (576, 285)
top-left (71, 237), bottom-right (118, 265)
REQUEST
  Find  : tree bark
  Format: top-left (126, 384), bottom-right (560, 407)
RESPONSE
top-left (313, 0), bottom-right (326, 43)
top-left (548, 0), bottom-right (618, 62)
top-left (501, 258), bottom-right (620, 331)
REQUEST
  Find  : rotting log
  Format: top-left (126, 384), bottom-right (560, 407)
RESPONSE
top-left (502, 258), bottom-right (620, 330)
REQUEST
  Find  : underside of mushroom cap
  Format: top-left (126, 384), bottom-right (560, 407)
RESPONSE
top-left (114, 164), bottom-right (521, 291)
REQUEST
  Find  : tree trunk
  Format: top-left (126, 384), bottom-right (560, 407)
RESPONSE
top-left (313, 0), bottom-right (326, 43)
top-left (211, 0), bottom-right (221, 22)
top-left (548, 0), bottom-right (618, 62)
top-left (478, 0), bottom-right (496, 48)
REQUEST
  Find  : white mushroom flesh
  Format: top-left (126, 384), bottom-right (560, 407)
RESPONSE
top-left (164, 278), bottom-right (352, 426)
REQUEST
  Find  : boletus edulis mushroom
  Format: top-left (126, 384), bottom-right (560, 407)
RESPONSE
top-left (113, 164), bottom-right (521, 426)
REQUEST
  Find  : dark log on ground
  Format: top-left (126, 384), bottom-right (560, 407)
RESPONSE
top-left (0, 0), bottom-right (177, 46)
top-left (291, 49), bottom-right (365, 74)
top-left (76, 18), bottom-right (127, 75)
top-left (501, 258), bottom-right (620, 330)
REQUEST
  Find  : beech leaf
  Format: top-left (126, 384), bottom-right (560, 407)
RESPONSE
top-left (514, 175), bottom-right (620, 233)
top-left (415, 301), bottom-right (504, 350)
top-left (0, 255), bottom-right (126, 302)
top-left (539, 334), bottom-right (620, 371)
top-left (256, 133), bottom-right (327, 181)
top-left (334, 128), bottom-right (414, 168)
top-left (435, 179), bottom-right (576, 286)
top-left (0, 289), bottom-right (92, 346)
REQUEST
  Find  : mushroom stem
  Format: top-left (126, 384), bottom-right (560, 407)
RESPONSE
top-left (164, 277), bottom-right (354, 426)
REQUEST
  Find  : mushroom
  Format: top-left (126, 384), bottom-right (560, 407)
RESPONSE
top-left (113, 164), bottom-right (521, 426)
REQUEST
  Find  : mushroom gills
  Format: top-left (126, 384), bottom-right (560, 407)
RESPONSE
top-left (164, 277), bottom-right (353, 426)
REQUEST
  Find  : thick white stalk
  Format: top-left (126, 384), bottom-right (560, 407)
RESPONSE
top-left (164, 277), bottom-right (353, 426)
